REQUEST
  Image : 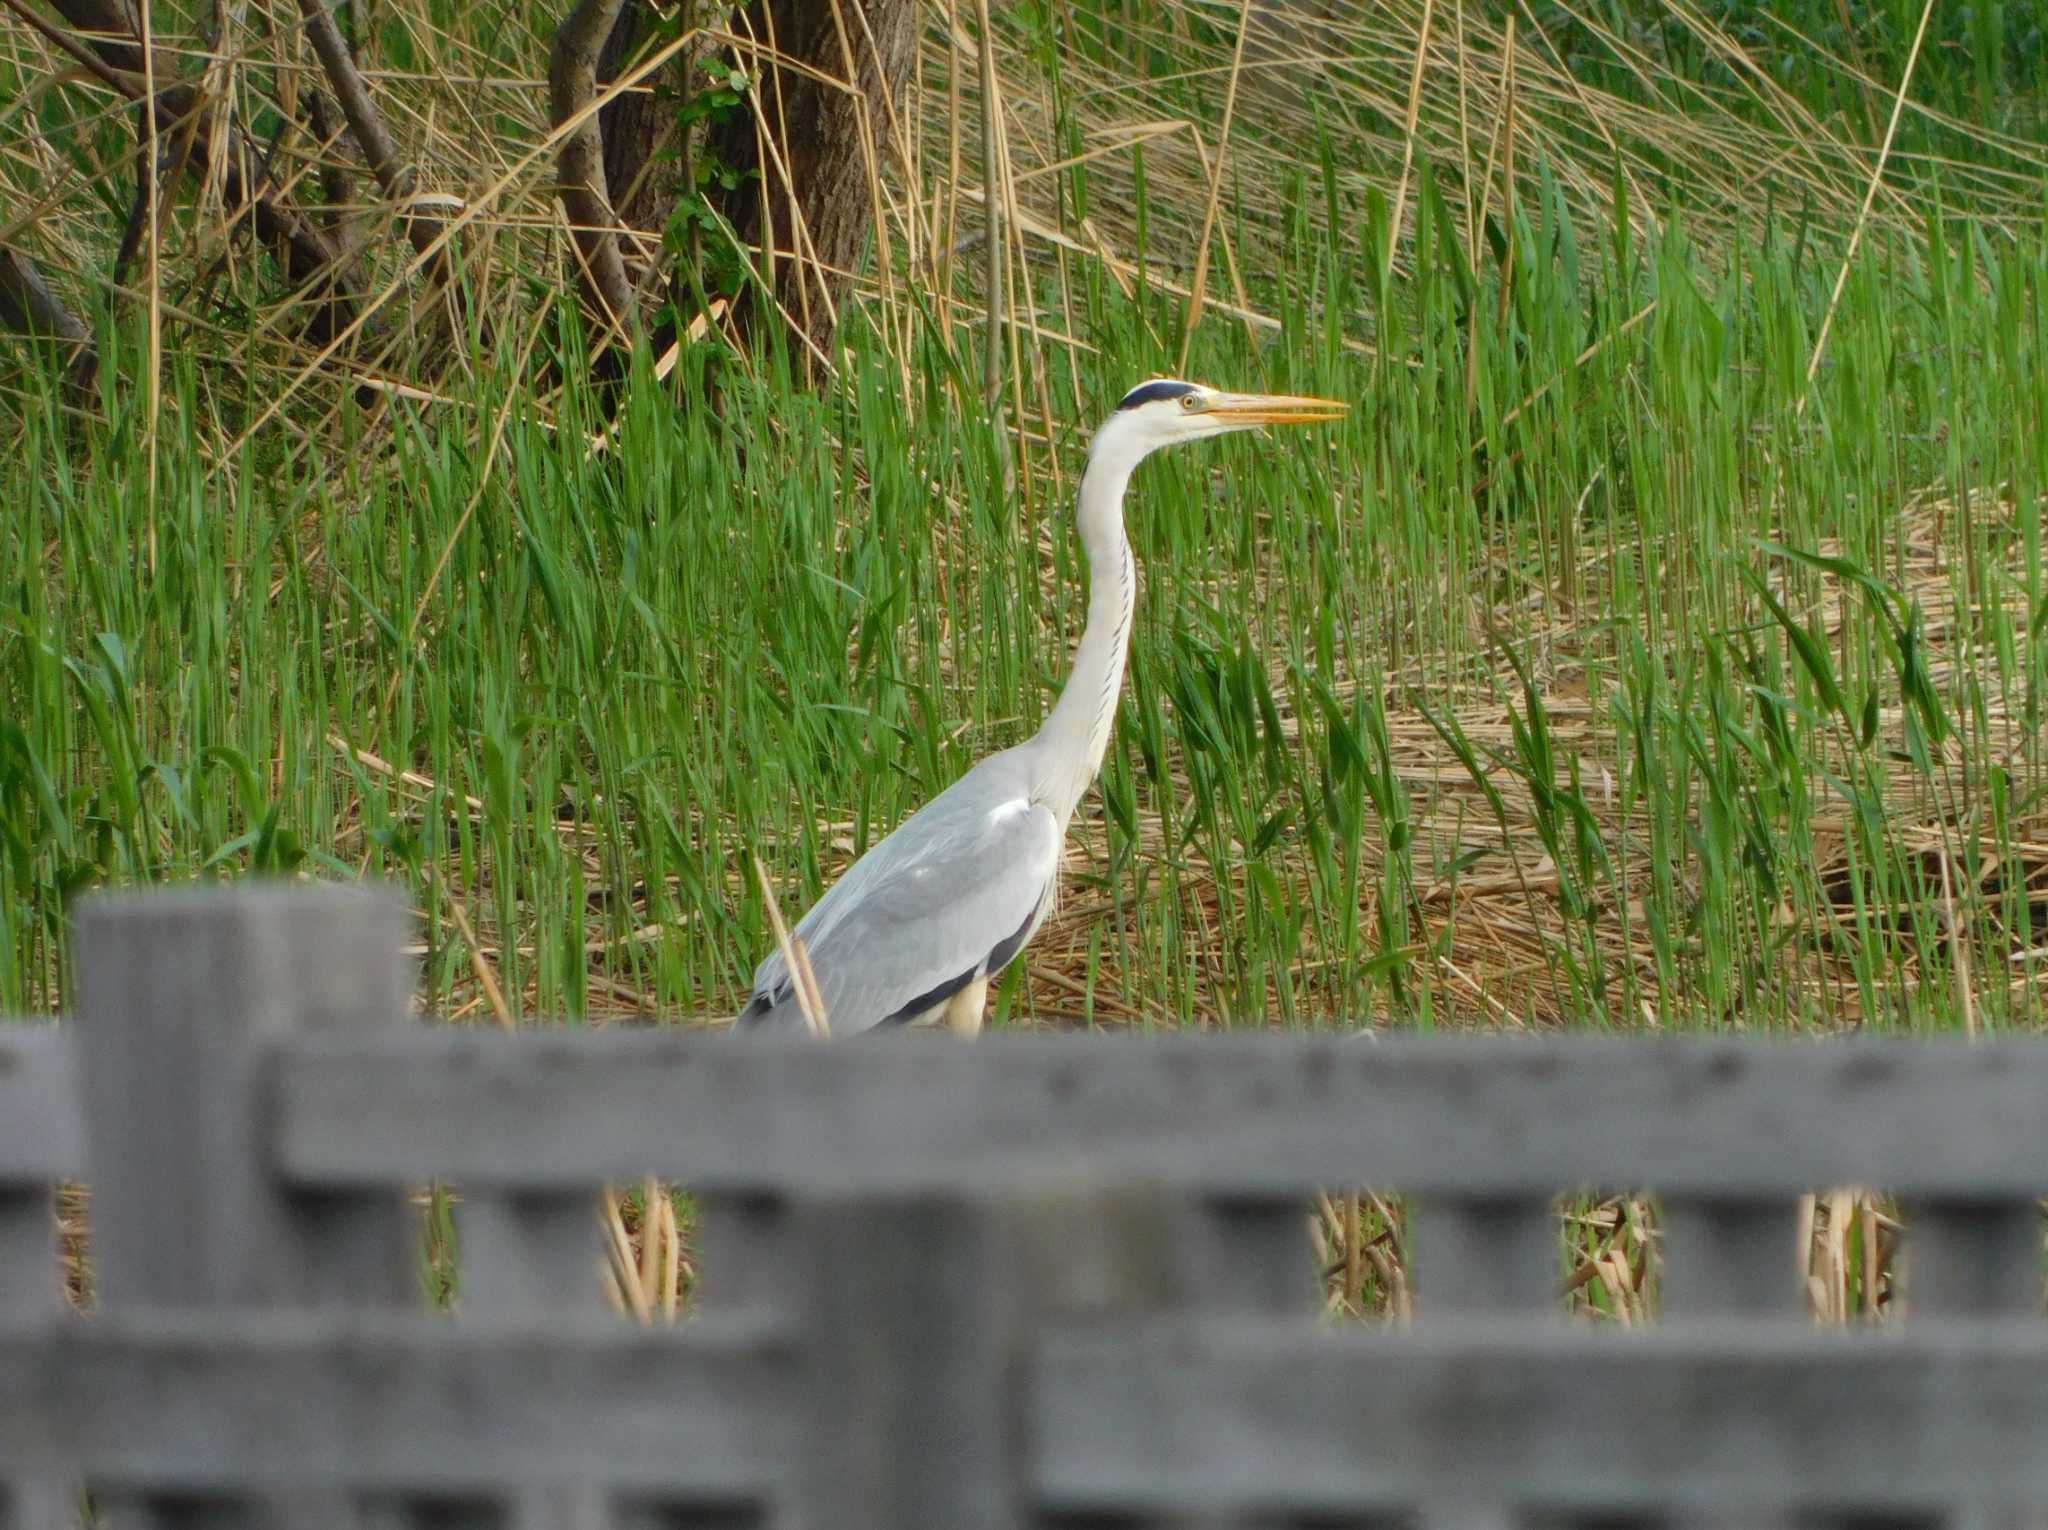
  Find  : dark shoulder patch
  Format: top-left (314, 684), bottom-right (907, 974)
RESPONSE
top-left (883, 965), bottom-right (976, 1026)
top-left (1117, 379), bottom-right (1199, 411)
top-left (880, 901), bottom-right (1042, 1026)
top-left (982, 900), bottom-right (1040, 977)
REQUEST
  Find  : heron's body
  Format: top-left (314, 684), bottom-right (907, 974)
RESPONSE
top-left (738, 379), bottom-right (1344, 1036)
top-left (741, 747), bottom-right (1060, 1033)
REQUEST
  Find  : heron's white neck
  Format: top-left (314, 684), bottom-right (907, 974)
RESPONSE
top-left (1031, 438), bottom-right (1141, 825)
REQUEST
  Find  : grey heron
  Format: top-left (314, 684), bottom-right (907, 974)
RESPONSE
top-left (738, 378), bottom-right (1347, 1036)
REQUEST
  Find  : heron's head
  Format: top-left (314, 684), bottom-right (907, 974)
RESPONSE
top-left (1094, 378), bottom-right (1348, 461)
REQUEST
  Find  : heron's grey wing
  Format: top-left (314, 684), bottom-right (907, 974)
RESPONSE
top-left (739, 760), bottom-right (1059, 1035)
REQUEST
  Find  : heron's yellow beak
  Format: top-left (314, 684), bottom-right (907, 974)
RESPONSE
top-left (1200, 391), bottom-right (1350, 425)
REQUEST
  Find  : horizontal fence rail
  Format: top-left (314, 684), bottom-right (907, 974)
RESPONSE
top-left (1035, 1320), bottom-right (2048, 1514)
top-left (265, 1027), bottom-right (2048, 1195)
top-left (1, 1320), bottom-right (2045, 1512)
top-left (0, 1316), bottom-right (788, 1496)
top-left (1, 885), bottom-right (2044, 1530)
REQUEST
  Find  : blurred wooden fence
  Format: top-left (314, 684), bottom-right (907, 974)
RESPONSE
top-left (2, 885), bottom-right (2045, 1529)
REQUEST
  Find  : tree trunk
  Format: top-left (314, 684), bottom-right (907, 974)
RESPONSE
top-left (597, 0), bottom-right (682, 253)
top-left (550, 0), bottom-right (636, 339)
top-left (707, 0), bottom-right (917, 377)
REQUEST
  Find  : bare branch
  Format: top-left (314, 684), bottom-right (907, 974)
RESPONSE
top-left (303, 88), bottom-right (357, 214)
top-left (42, 0), bottom-right (360, 342)
top-left (549, 0), bottom-right (635, 340)
top-left (0, 245), bottom-right (90, 345)
top-left (297, 0), bottom-right (449, 267)
top-left (112, 98), bottom-right (199, 292)
top-left (0, 0), bottom-right (139, 95)
top-left (39, 0), bottom-right (145, 74)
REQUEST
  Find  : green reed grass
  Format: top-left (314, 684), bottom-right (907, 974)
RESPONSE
top-left (1, 6), bottom-right (2044, 1036)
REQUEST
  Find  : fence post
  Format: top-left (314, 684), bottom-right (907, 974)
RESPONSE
top-left (765, 1181), bottom-right (1176, 1530)
top-left (1409, 1191), bottom-right (1558, 1530)
top-left (0, 1186), bottom-right (50, 1324)
top-left (1412, 1193), bottom-right (1557, 1319)
top-left (0, 1032), bottom-right (66, 1322)
top-left (1658, 1195), bottom-right (1805, 1530)
top-left (74, 883), bottom-right (416, 1523)
top-left (0, 1473), bottom-right (70, 1530)
top-left (0, 1038), bottom-right (69, 1530)
top-left (457, 1186), bottom-right (614, 1529)
top-left (1659, 1197), bottom-right (1805, 1319)
top-left (1173, 1194), bottom-right (1314, 1315)
top-left (1907, 1195), bottom-right (2044, 1530)
top-left (685, 1190), bottom-right (793, 1530)
top-left (1906, 1198), bottom-right (2042, 1320)
top-left (691, 1192), bottom-right (799, 1321)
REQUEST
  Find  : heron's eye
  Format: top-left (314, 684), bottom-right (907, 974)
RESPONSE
top-left (1180, 394), bottom-right (1201, 411)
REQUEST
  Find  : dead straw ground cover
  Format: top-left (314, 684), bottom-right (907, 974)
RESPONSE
top-left (10, 1), bottom-right (2048, 1319)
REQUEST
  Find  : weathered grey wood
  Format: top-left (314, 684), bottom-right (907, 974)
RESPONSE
top-left (612, 1511), bottom-right (756, 1530)
top-left (2, 1478), bottom-right (76, 1530)
top-left (0, 1028), bottom-right (81, 1183)
top-left (1413, 1197), bottom-right (1556, 1319)
top-left (784, 1186), bottom-right (1179, 1530)
top-left (23, 889), bottom-right (2048, 1525)
top-left (1658, 1198), bottom-right (1804, 1319)
top-left (1897, 1201), bottom-right (2044, 1530)
top-left (272, 1033), bottom-right (2048, 1198)
top-left (1905, 1200), bottom-right (2043, 1317)
top-left (1410, 1195), bottom-right (1551, 1530)
top-left (271, 1499), bottom-right (387, 1530)
top-left (501, 1484), bottom-right (610, 1530)
top-left (1944, 1512), bottom-right (2048, 1530)
top-left (0, 1146), bottom-right (71, 1530)
top-left (76, 885), bottom-right (416, 1310)
top-left (76, 886), bottom-right (420, 1530)
top-left (0, 1314), bottom-right (785, 1493)
top-left (691, 1194), bottom-right (798, 1319)
top-left (1657, 1202), bottom-right (1805, 1530)
top-left (116, 1503), bottom-right (246, 1528)
top-left (1175, 1197), bottom-right (1315, 1314)
top-left (783, 1193), bottom-right (1011, 1530)
top-left (746, 1182), bottom-right (1149, 1530)
top-left (1002, 1186), bottom-right (1186, 1319)
top-left (458, 1191), bottom-right (612, 1530)
top-left (1933, 1511), bottom-right (2035, 1530)
top-left (1031, 1319), bottom-right (2048, 1513)
top-left (693, 1187), bottom-right (811, 1525)
top-left (460, 1192), bottom-right (607, 1316)
top-left (0, 1190), bottom-right (55, 1320)
top-left (0, 1180), bottom-right (64, 1530)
